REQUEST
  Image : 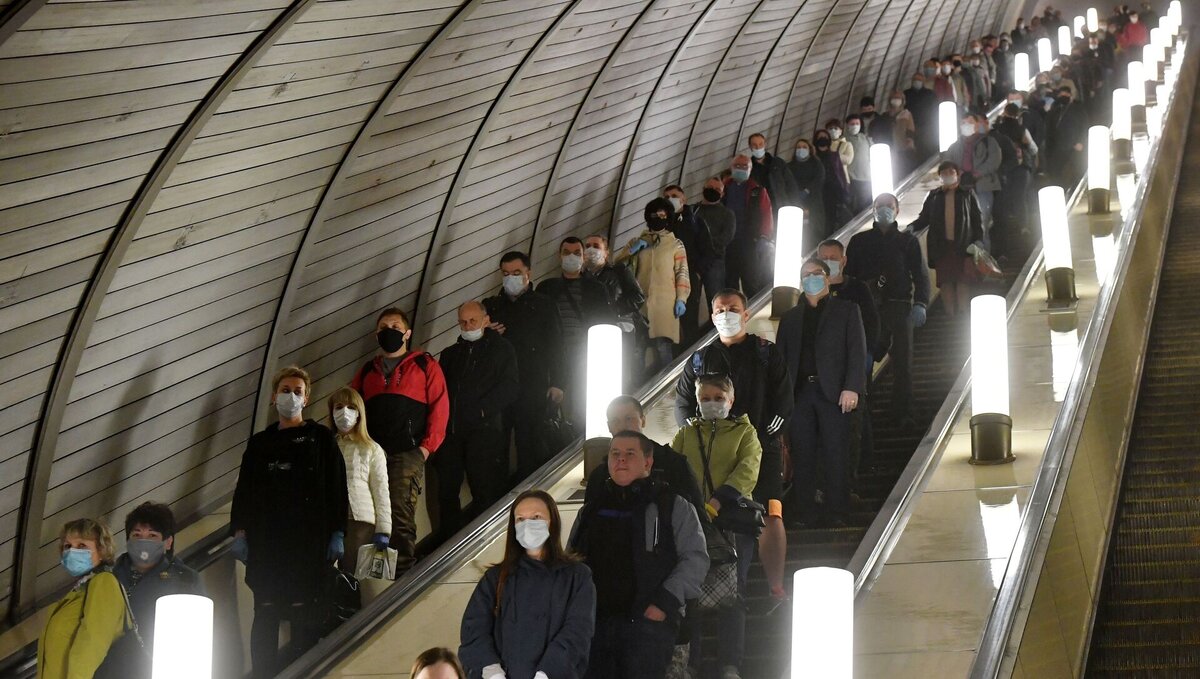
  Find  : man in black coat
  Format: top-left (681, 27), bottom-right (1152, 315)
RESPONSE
top-left (664, 184), bottom-right (715, 348)
top-left (1045, 86), bottom-right (1090, 187)
top-left (434, 300), bottom-right (521, 542)
top-left (777, 259), bottom-right (868, 526)
top-left (485, 251), bottom-right (566, 479)
top-left (905, 74), bottom-right (939, 161)
top-left (584, 234), bottom-right (646, 389)
top-left (748, 132), bottom-right (801, 210)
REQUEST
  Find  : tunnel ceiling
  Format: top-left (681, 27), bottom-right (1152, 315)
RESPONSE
top-left (0, 0), bottom-right (1020, 618)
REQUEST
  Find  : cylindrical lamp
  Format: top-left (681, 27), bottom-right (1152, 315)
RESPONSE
top-left (1039, 186), bottom-right (1077, 308)
top-left (585, 324), bottom-right (622, 440)
top-left (772, 206), bottom-right (804, 318)
top-left (1087, 7), bottom-right (1099, 32)
top-left (1112, 88), bottom-right (1132, 161)
top-left (1074, 16), bottom-right (1085, 38)
top-left (153, 594), bottom-right (214, 679)
top-left (1058, 26), bottom-right (1072, 56)
top-left (869, 143), bottom-right (893, 199)
top-left (939, 101), bottom-right (958, 152)
top-left (1037, 38), bottom-right (1054, 73)
top-left (1087, 125), bottom-right (1111, 214)
top-left (792, 567), bottom-right (853, 679)
top-left (1128, 60), bottom-right (1146, 125)
top-left (1169, 1), bottom-right (1181, 29)
top-left (969, 295), bottom-right (1013, 465)
top-left (1014, 53), bottom-right (1031, 90)
top-left (1143, 42), bottom-right (1161, 83)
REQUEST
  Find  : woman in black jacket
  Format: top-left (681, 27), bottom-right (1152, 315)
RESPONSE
top-left (908, 161), bottom-right (984, 317)
top-left (787, 138), bottom-right (827, 247)
top-left (460, 490), bottom-right (595, 679)
top-left (813, 129), bottom-right (852, 232)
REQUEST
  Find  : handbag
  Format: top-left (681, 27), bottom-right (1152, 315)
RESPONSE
top-left (696, 523), bottom-right (739, 610)
top-left (93, 573), bottom-right (150, 679)
top-left (695, 423), bottom-right (766, 537)
top-left (320, 565), bottom-right (361, 634)
top-left (354, 544), bottom-right (398, 581)
top-left (538, 399), bottom-right (578, 458)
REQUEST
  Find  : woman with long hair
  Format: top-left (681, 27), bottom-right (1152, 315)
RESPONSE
top-left (328, 386), bottom-right (391, 574)
top-left (459, 490), bottom-right (595, 679)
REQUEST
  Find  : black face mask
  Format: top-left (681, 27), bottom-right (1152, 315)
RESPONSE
top-left (702, 187), bottom-right (722, 202)
top-left (647, 216), bottom-right (669, 231)
top-left (378, 327), bottom-right (407, 353)
top-left (1057, 96), bottom-right (1071, 105)
top-left (815, 139), bottom-right (831, 149)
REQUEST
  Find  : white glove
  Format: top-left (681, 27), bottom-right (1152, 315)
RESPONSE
top-left (535, 673), bottom-right (550, 679)
top-left (482, 664), bottom-right (507, 679)
top-left (618, 321), bottom-right (635, 333)
top-left (966, 242), bottom-right (982, 257)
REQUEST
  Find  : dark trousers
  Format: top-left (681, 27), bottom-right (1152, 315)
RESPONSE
top-left (386, 447), bottom-right (425, 575)
top-left (250, 599), bottom-right (321, 679)
top-left (790, 381), bottom-right (851, 519)
top-left (877, 300), bottom-right (914, 417)
top-left (508, 392), bottom-right (548, 480)
top-left (587, 616), bottom-right (678, 679)
top-left (432, 426), bottom-right (509, 540)
top-left (724, 240), bottom-right (762, 297)
top-left (849, 178), bottom-right (872, 214)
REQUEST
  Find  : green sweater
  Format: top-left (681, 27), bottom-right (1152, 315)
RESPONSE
top-left (671, 414), bottom-right (762, 500)
top-left (38, 571), bottom-right (127, 679)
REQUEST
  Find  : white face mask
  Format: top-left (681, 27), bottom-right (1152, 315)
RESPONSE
top-left (828, 128), bottom-right (843, 140)
top-left (667, 196), bottom-right (684, 212)
top-left (515, 519), bottom-right (550, 551)
top-left (699, 400), bottom-right (731, 421)
top-left (584, 246), bottom-right (606, 266)
top-left (749, 147), bottom-right (766, 159)
top-left (276, 392), bottom-right (303, 421)
top-left (847, 123), bottom-right (861, 135)
top-left (561, 254), bottom-right (583, 274)
top-left (461, 327), bottom-right (484, 342)
top-left (713, 311), bottom-right (743, 338)
top-left (502, 273), bottom-right (526, 296)
top-left (960, 122), bottom-right (976, 136)
top-left (940, 173), bottom-right (958, 186)
top-left (333, 406), bottom-right (358, 433)
top-left (795, 147), bottom-right (810, 160)
top-left (942, 64), bottom-right (952, 74)
top-left (890, 98), bottom-right (903, 108)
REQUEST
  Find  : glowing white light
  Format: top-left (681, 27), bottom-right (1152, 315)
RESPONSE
top-left (1014, 53), bottom-right (1031, 89)
top-left (585, 324), bottom-right (622, 439)
top-left (1088, 125), bottom-right (1110, 193)
top-left (774, 206), bottom-right (805, 290)
top-left (1147, 104), bottom-right (1162, 139)
top-left (1058, 26), bottom-right (1072, 55)
top-left (1039, 186), bottom-right (1073, 272)
top-left (971, 295), bottom-right (1009, 417)
top-left (1051, 328), bottom-right (1080, 403)
top-left (870, 143), bottom-right (893, 199)
top-left (153, 595), bottom-right (213, 679)
top-left (1169, 1), bottom-right (1181, 28)
top-left (1112, 89), bottom-right (1131, 141)
top-left (792, 567), bottom-right (852, 679)
top-left (1133, 133), bottom-right (1151, 173)
top-left (1087, 8), bottom-right (1099, 32)
top-left (939, 101), bottom-right (958, 152)
top-left (1038, 38), bottom-right (1054, 73)
top-left (1143, 43), bottom-right (1161, 81)
top-left (1093, 232), bottom-right (1118, 288)
top-left (1129, 61), bottom-right (1146, 107)
top-left (1074, 16), bottom-right (1086, 38)
top-left (1116, 172), bottom-right (1137, 218)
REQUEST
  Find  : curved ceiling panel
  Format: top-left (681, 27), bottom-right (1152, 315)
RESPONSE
top-left (0, 0), bottom-right (1022, 617)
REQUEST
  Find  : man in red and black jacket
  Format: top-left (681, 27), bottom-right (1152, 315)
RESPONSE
top-left (352, 307), bottom-right (448, 575)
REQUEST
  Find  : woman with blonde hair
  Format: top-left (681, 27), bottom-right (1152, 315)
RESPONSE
top-left (39, 518), bottom-right (129, 679)
top-left (328, 386), bottom-right (391, 574)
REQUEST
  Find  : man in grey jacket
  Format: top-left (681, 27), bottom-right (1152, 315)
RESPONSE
top-left (571, 431), bottom-right (708, 679)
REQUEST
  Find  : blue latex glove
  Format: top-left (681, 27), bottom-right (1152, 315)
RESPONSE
top-left (327, 531), bottom-right (345, 561)
top-left (231, 535), bottom-right (248, 563)
top-left (673, 300), bottom-right (687, 318)
top-left (629, 239), bottom-right (648, 255)
top-left (910, 304), bottom-right (927, 328)
top-left (372, 533), bottom-right (390, 549)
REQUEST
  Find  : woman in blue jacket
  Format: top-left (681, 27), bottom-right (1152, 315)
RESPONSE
top-left (460, 490), bottom-right (595, 679)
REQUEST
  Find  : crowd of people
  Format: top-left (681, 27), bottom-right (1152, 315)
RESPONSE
top-left (36, 3), bottom-right (1168, 678)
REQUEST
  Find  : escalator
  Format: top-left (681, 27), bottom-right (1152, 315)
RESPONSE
top-left (1084, 84), bottom-right (1200, 677)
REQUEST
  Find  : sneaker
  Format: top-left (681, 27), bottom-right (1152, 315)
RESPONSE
top-left (721, 666), bottom-right (741, 679)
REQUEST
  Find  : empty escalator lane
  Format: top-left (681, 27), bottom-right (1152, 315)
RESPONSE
top-left (1085, 86), bottom-right (1200, 677)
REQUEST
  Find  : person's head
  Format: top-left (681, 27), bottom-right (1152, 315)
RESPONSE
top-left (608, 431), bottom-right (655, 487)
top-left (583, 234), bottom-right (609, 268)
top-left (411, 648), bottom-right (466, 679)
top-left (499, 251), bottom-right (532, 297)
top-left (644, 197), bottom-right (674, 231)
top-left (888, 90), bottom-right (905, 110)
top-left (1129, 10), bottom-right (1138, 23)
top-left (813, 129), bottom-right (832, 149)
top-left (747, 133), bottom-right (768, 159)
top-left (793, 138), bottom-right (813, 160)
top-left (938, 160), bottom-right (961, 188)
top-left (816, 239), bottom-right (846, 280)
top-left (272, 365), bottom-right (311, 421)
top-left (924, 59), bottom-right (940, 77)
top-left (730, 154), bottom-right (752, 182)
top-left (696, 374), bottom-right (735, 420)
top-left (910, 72), bottom-right (926, 90)
top-left (375, 307), bottom-right (412, 356)
top-left (328, 386), bottom-right (372, 443)
top-left (502, 490), bottom-right (571, 564)
top-left (559, 236), bottom-right (585, 275)
top-left (825, 118), bottom-right (844, 139)
top-left (701, 177), bottom-right (724, 203)
top-left (663, 184), bottom-right (687, 213)
top-left (1007, 90), bottom-right (1025, 107)
top-left (1057, 86), bottom-right (1073, 103)
top-left (1003, 102), bottom-right (1020, 119)
top-left (606, 395), bottom-right (645, 434)
top-left (60, 518), bottom-right (115, 577)
top-left (873, 192), bottom-right (899, 226)
top-left (845, 114), bottom-right (863, 135)
top-left (859, 96), bottom-right (875, 115)
top-left (457, 300), bottom-right (489, 342)
top-left (961, 112), bottom-right (982, 137)
top-left (801, 257), bottom-right (830, 298)
top-left (711, 288), bottom-right (750, 340)
top-left (124, 502), bottom-right (176, 571)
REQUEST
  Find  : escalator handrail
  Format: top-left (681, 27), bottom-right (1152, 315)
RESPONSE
top-left (968, 36), bottom-right (1194, 679)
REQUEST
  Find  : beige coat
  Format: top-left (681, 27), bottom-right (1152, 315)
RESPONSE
top-left (616, 229), bottom-right (690, 343)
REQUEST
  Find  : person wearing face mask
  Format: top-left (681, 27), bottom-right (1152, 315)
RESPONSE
top-left (617, 198), bottom-right (692, 375)
top-left (845, 193), bottom-right (930, 426)
top-left (943, 113), bottom-right (1003, 245)
top-left (858, 96), bottom-right (877, 134)
top-left (746, 132), bottom-right (801, 211)
top-left (876, 90), bottom-right (917, 175)
top-left (812, 129), bottom-right (852, 231)
top-left (931, 59), bottom-right (954, 104)
top-left (787, 139), bottom-right (826, 243)
top-left (824, 118), bottom-right (855, 179)
top-left (1044, 86), bottom-right (1089, 187)
top-left (908, 161), bottom-right (984, 318)
top-left (432, 302), bottom-right (519, 543)
top-left (582, 234), bottom-right (647, 387)
top-left (1117, 10), bottom-right (1149, 51)
top-left (232, 365), bottom-right (348, 677)
top-left (102, 503), bottom-right (206, 679)
top-left (570, 431), bottom-right (707, 679)
top-left (39, 518), bottom-right (127, 679)
top-left (325, 387), bottom-right (392, 573)
top-left (460, 490), bottom-right (595, 679)
top-left (671, 375), bottom-right (762, 679)
top-left (947, 56), bottom-right (973, 108)
top-left (994, 103), bottom-right (1038, 255)
top-left (664, 185), bottom-right (715, 348)
top-left (904, 74), bottom-right (939, 160)
top-left (351, 308), bottom-right (449, 577)
top-left (692, 178), bottom-right (737, 308)
top-left (842, 114), bottom-right (873, 214)
top-left (721, 154), bottom-right (774, 294)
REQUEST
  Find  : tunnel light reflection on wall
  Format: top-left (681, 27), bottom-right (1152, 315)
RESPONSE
top-left (1087, 125), bottom-right (1111, 214)
top-left (1087, 8), bottom-right (1099, 32)
top-left (939, 101), bottom-right (958, 152)
top-left (970, 295), bottom-right (1013, 464)
top-left (1058, 26), bottom-right (1072, 56)
top-left (869, 143), bottom-right (893, 199)
top-left (153, 594), bottom-right (213, 679)
top-left (1038, 38), bottom-right (1054, 73)
top-left (772, 206), bottom-right (804, 318)
top-left (1014, 53), bottom-right (1031, 89)
top-left (585, 324), bottom-right (622, 440)
top-left (1039, 186), bottom-right (1077, 308)
top-left (792, 567), bottom-right (853, 679)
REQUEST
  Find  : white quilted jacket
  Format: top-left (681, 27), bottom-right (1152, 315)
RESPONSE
top-left (337, 437), bottom-right (392, 535)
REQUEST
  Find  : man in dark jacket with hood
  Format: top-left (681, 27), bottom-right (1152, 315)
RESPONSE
top-left (571, 431), bottom-right (708, 679)
top-left (434, 300), bottom-right (520, 542)
top-left (748, 132), bottom-right (800, 211)
top-left (665, 184), bottom-right (715, 348)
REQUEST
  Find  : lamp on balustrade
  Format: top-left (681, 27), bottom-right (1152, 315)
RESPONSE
top-left (970, 295), bottom-right (1013, 465)
top-left (1039, 186), bottom-right (1077, 309)
top-left (772, 206), bottom-right (804, 318)
top-left (869, 143), bottom-right (893, 200)
top-left (939, 101), bottom-right (958, 152)
top-left (153, 595), bottom-right (214, 679)
top-left (1111, 88), bottom-right (1132, 162)
top-left (1088, 126), bottom-right (1111, 215)
top-left (582, 324), bottom-right (621, 480)
top-left (792, 567), bottom-right (853, 679)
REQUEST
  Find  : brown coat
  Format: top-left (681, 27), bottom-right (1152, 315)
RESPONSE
top-left (616, 229), bottom-right (690, 342)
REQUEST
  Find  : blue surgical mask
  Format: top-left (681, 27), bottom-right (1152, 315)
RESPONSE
top-left (802, 274), bottom-right (826, 295)
top-left (874, 206), bottom-right (897, 224)
top-left (515, 519), bottom-right (550, 551)
top-left (502, 274), bottom-right (526, 297)
top-left (822, 258), bottom-right (842, 278)
top-left (731, 168), bottom-right (751, 182)
top-left (750, 148), bottom-right (766, 159)
top-left (61, 548), bottom-right (94, 577)
top-left (795, 147), bottom-right (810, 160)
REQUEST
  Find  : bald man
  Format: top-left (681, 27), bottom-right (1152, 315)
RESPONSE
top-left (431, 301), bottom-right (521, 542)
top-left (723, 153), bottom-right (774, 295)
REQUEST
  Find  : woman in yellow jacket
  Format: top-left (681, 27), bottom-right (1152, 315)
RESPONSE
top-left (38, 518), bottom-right (128, 679)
